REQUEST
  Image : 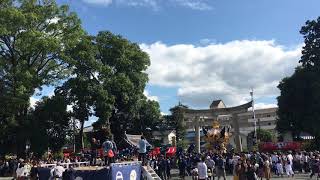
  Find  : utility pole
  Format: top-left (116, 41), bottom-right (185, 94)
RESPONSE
top-left (73, 117), bottom-right (76, 153)
top-left (250, 88), bottom-right (257, 144)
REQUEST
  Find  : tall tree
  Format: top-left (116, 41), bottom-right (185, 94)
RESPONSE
top-left (170, 104), bottom-right (188, 146)
top-left (28, 95), bottom-right (71, 156)
top-left (277, 17), bottom-right (320, 144)
top-left (300, 17), bottom-right (320, 70)
top-left (0, 0), bottom-right (83, 155)
top-left (93, 31), bottom-right (150, 141)
top-left (129, 99), bottom-right (161, 137)
top-left (56, 35), bottom-right (114, 149)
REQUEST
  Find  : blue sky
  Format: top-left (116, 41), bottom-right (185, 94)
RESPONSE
top-left (32, 0), bottom-right (320, 124)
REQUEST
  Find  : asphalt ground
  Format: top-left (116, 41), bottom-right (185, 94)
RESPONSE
top-left (169, 169), bottom-right (312, 180)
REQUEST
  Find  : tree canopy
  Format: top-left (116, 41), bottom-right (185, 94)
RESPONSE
top-left (170, 103), bottom-right (188, 147)
top-left (28, 95), bottom-right (72, 156)
top-left (0, 0), bottom-right (83, 156)
top-left (249, 129), bottom-right (274, 143)
top-left (277, 17), bottom-right (320, 144)
top-left (0, 0), bottom-right (161, 156)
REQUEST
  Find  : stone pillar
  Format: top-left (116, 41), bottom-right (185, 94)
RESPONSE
top-left (232, 114), bottom-right (242, 152)
top-left (195, 116), bottom-right (201, 153)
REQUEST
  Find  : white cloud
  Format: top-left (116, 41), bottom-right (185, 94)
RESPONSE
top-left (82, 0), bottom-right (211, 11)
top-left (254, 103), bottom-right (278, 110)
top-left (117, 0), bottom-right (158, 9)
top-left (67, 105), bottom-right (73, 112)
top-left (47, 17), bottom-right (60, 24)
top-left (173, 0), bottom-right (212, 10)
top-left (82, 0), bottom-right (158, 8)
top-left (144, 90), bottom-right (159, 102)
top-left (29, 97), bottom-right (40, 108)
top-left (141, 40), bottom-right (301, 108)
top-left (82, 0), bottom-right (113, 6)
top-left (199, 38), bottom-right (216, 46)
top-left (161, 112), bottom-right (168, 116)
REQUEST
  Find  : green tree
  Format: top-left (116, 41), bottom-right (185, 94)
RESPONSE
top-left (249, 129), bottom-right (274, 142)
top-left (130, 99), bottom-right (161, 138)
top-left (0, 0), bottom-right (83, 155)
top-left (55, 36), bottom-right (104, 150)
top-left (170, 103), bottom-right (188, 147)
top-left (93, 31), bottom-right (150, 141)
top-left (277, 17), bottom-right (320, 145)
top-left (28, 95), bottom-right (71, 156)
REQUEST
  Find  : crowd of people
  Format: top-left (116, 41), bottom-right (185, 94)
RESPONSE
top-left (0, 155), bottom-right (89, 180)
top-left (0, 135), bottom-right (138, 179)
top-left (2, 136), bottom-right (320, 180)
top-left (145, 149), bottom-right (320, 180)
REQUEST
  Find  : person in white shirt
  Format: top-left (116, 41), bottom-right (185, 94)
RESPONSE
top-left (50, 163), bottom-right (65, 180)
top-left (285, 160), bottom-right (294, 177)
top-left (287, 152), bottom-right (293, 165)
top-left (16, 163), bottom-right (26, 179)
top-left (197, 157), bottom-right (208, 180)
top-left (16, 161), bottom-right (31, 179)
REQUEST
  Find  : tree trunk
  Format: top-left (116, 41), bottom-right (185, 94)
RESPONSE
top-left (79, 120), bottom-right (84, 150)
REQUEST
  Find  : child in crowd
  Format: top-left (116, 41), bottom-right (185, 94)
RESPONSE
top-left (284, 160), bottom-right (294, 177)
top-left (276, 160), bottom-right (283, 177)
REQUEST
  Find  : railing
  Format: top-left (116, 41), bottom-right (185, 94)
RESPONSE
top-left (40, 161), bottom-right (90, 168)
top-left (142, 165), bottom-right (161, 180)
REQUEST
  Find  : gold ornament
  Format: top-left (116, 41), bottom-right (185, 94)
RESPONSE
top-left (204, 120), bottom-right (231, 154)
top-left (212, 120), bottom-right (220, 129)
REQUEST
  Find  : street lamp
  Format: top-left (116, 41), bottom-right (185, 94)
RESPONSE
top-left (250, 89), bottom-right (257, 144)
top-left (25, 140), bottom-right (30, 158)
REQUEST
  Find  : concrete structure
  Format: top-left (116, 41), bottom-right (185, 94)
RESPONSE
top-left (238, 107), bottom-right (277, 135)
top-left (182, 100), bottom-right (278, 151)
top-left (180, 101), bottom-right (252, 152)
top-left (152, 130), bottom-right (176, 146)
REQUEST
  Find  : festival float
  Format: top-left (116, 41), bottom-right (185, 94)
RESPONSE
top-left (203, 120), bottom-right (231, 154)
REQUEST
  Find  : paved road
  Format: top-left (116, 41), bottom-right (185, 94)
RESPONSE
top-left (170, 174), bottom-right (310, 180)
top-left (170, 169), bottom-right (311, 180)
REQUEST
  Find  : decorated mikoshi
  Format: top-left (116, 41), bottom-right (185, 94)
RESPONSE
top-left (203, 120), bottom-right (231, 154)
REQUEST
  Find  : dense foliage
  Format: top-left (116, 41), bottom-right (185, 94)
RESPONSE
top-left (0, 0), bottom-right (161, 156)
top-left (277, 17), bottom-right (320, 146)
top-left (29, 95), bottom-right (72, 156)
top-left (170, 103), bottom-right (188, 147)
top-left (249, 129), bottom-right (274, 143)
top-left (0, 0), bottom-right (82, 156)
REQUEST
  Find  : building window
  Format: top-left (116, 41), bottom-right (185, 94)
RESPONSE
top-left (268, 123), bottom-right (271, 126)
top-left (267, 114), bottom-right (271, 117)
